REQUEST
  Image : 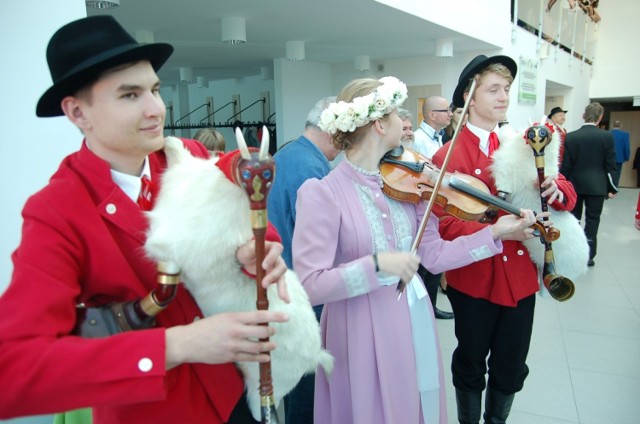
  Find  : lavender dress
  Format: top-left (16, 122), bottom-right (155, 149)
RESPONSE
top-left (292, 159), bottom-right (502, 424)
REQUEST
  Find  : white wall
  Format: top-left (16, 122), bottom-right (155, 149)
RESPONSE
top-left (502, 27), bottom-right (591, 131)
top-left (378, 0), bottom-right (512, 48)
top-left (590, 0), bottom-right (640, 99)
top-left (274, 58), bottom-right (333, 143)
top-left (379, 27), bottom-right (591, 133)
top-left (0, 3), bottom-right (86, 292)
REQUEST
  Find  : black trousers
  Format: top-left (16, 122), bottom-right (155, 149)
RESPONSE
top-left (418, 264), bottom-right (440, 308)
top-left (283, 305), bottom-right (323, 424)
top-left (447, 286), bottom-right (535, 395)
top-left (571, 194), bottom-right (605, 260)
top-left (227, 393), bottom-right (260, 424)
top-left (611, 163), bottom-right (623, 187)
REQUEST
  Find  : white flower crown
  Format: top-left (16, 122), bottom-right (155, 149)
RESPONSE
top-left (318, 76), bottom-right (408, 134)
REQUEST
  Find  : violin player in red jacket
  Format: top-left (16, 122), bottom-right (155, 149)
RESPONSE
top-left (0, 16), bottom-right (290, 424)
top-left (432, 55), bottom-right (577, 424)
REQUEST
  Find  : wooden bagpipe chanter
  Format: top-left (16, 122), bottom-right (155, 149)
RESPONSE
top-left (142, 129), bottom-right (333, 422)
top-left (491, 121), bottom-right (589, 300)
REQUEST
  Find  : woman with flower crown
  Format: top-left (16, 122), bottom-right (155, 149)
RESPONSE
top-left (291, 76), bottom-right (541, 424)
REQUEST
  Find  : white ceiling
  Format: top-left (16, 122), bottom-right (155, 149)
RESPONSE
top-left (86, 0), bottom-right (495, 85)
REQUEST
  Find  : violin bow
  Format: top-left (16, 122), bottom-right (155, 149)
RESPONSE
top-left (397, 77), bottom-right (478, 298)
top-left (234, 127), bottom-right (280, 424)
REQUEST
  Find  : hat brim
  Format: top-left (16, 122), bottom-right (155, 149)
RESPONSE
top-left (452, 55), bottom-right (517, 108)
top-left (36, 42), bottom-right (173, 117)
top-left (548, 109), bottom-right (568, 119)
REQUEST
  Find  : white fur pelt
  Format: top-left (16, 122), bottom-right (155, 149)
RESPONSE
top-left (490, 125), bottom-right (588, 283)
top-left (145, 137), bottom-right (333, 420)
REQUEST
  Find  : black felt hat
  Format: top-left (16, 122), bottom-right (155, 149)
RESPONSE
top-left (452, 55), bottom-right (517, 108)
top-left (548, 106), bottom-right (568, 119)
top-left (36, 15), bottom-right (173, 117)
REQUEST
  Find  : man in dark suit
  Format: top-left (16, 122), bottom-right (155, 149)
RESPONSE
top-left (561, 102), bottom-right (617, 266)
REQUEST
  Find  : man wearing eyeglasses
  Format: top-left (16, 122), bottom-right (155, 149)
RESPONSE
top-left (413, 96), bottom-right (456, 319)
top-left (414, 95), bottom-right (452, 160)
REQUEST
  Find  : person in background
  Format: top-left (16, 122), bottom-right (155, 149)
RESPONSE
top-left (561, 102), bottom-right (617, 267)
top-left (432, 55), bottom-right (576, 424)
top-left (0, 16), bottom-right (289, 424)
top-left (610, 120), bottom-right (631, 187)
top-left (267, 96), bottom-right (339, 424)
top-left (412, 97), bottom-right (456, 319)
top-left (398, 107), bottom-right (415, 150)
top-left (414, 96), bottom-right (452, 158)
top-left (439, 103), bottom-right (469, 298)
top-left (434, 102), bottom-right (468, 298)
top-left (442, 103), bottom-right (468, 144)
top-left (293, 76), bottom-right (541, 424)
top-left (547, 106), bottom-right (568, 162)
top-left (194, 127), bottom-right (226, 157)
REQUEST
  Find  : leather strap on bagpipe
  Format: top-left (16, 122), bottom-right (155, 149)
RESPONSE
top-left (74, 261), bottom-right (181, 338)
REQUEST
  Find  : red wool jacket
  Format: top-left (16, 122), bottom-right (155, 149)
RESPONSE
top-left (432, 126), bottom-right (577, 306)
top-left (0, 139), bottom-right (265, 423)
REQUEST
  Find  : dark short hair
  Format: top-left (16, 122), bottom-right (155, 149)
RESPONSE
top-left (583, 102), bottom-right (604, 123)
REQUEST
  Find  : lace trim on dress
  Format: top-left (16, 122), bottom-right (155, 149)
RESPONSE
top-left (469, 245), bottom-right (493, 261)
top-left (388, 198), bottom-right (412, 245)
top-left (340, 262), bottom-right (370, 297)
top-left (355, 184), bottom-right (388, 254)
top-left (344, 155), bottom-right (382, 179)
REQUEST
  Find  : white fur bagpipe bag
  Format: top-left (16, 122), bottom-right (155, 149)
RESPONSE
top-left (145, 136), bottom-right (333, 420)
top-left (490, 125), bottom-right (589, 290)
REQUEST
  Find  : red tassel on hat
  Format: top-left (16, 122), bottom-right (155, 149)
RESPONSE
top-left (214, 149), bottom-right (245, 185)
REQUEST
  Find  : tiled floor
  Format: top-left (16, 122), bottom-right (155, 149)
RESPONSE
top-left (436, 188), bottom-right (640, 424)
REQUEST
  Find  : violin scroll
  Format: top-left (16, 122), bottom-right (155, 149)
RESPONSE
top-left (531, 221), bottom-right (560, 243)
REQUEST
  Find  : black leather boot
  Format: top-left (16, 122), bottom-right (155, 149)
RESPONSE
top-left (455, 388), bottom-right (482, 424)
top-left (483, 387), bottom-right (515, 424)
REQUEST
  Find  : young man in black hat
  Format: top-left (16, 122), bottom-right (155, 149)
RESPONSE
top-left (0, 15), bottom-right (289, 424)
top-left (547, 106), bottom-right (568, 161)
top-left (432, 55), bottom-right (576, 424)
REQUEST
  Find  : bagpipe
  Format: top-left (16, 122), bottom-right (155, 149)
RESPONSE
top-left (144, 131), bottom-right (333, 422)
top-left (490, 120), bottom-right (589, 300)
top-left (75, 129), bottom-right (333, 422)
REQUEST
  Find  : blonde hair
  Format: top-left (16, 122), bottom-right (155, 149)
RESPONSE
top-left (332, 78), bottom-right (386, 151)
top-left (193, 128), bottom-right (226, 153)
top-left (464, 63), bottom-right (514, 98)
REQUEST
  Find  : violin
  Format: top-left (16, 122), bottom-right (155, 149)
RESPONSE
top-left (379, 146), bottom-right (558, 242)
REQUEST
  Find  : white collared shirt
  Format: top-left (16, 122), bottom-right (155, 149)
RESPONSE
top-left (413, 121), bottom-right (442, 159)
top-left (110, 157), bottom-right (151, 202)
top-left (466, 122), bottom-right (498, 157)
